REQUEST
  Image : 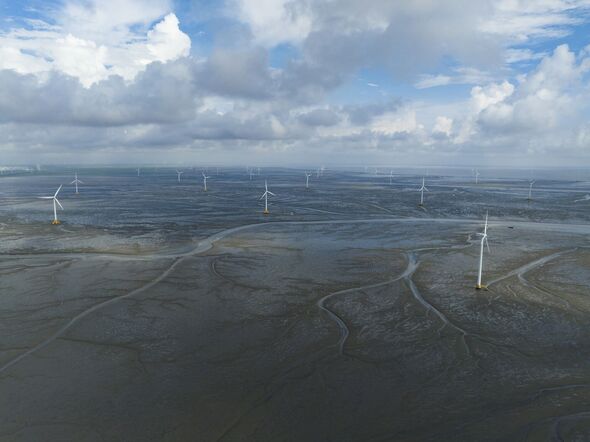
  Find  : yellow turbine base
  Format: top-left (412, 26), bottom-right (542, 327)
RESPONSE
top-left (52, 220), bottom-right (61, 225)
top-left (475, 284), bottom-right (487, 290)
top-left (263, 210), bottom-right (270, 215)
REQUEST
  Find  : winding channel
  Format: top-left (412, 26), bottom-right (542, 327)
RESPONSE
top-left (1, 217), bottom-right (589, 374)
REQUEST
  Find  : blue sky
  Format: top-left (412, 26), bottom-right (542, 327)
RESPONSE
top-left (1, 0), bottom-right (590, 166)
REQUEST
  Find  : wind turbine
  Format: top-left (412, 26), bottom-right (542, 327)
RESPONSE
top-left (249, 168), bottom-right (254, 180)
top-left (202, 172), bottom-right (210, 191)
top-left (137, 168), bottom-right (141, 177)
top-left (475, 212), bottom-right (491, 290)
top-left (475, 169), bottom-right (480, 184)
top-left (316, 167), bottom-right (321, 178)
top-left (389, 170), bottom-right (394, 185)
top-left (39, 185), bottom-right (64, 225)
top-left (418, 177), bottom-right (429, 206)
top-left (527, 180), bottom-right (535, 201)
top-left (70, 172), bottom-right (84, 194)
top-left (260, 180), bottom-right (275, 215)
top-left (305, 171), bottom-right (312, 189)
top-left (176, 170), bottom-right (184, 183)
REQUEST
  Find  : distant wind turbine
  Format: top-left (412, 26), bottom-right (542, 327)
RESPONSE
top-left (176, 170), bottom-right (184, 183)
top-left (475, 212), bottom-right (491, 290)
top-left (527, 180), bottom-right (535, 201)
top-left (39, 185), bottom-right (64, 225)
top-left (475, 169), bottom-right (480, 185)
top-left (137, 167), bottom-right (141, 177)
top-left (418, 177), bottom-right (429, 206)
top-left (249, 168), bottom-right (254, 180)
top-left (260, 180), bottom-right (275, 215)
top-left (305, 172), bottom-right (312, 189)
top-left (70, 172), bottom-right (84, 194)
top-left (202, 172), bottom-right (210, 191)
top-left (389, 170), bottom-right (394, 185)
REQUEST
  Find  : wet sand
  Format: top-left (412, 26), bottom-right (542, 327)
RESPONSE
top-left (2, 214), bottom-right (590, 441)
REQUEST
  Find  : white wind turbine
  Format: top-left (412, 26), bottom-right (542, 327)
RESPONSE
top-left (202, 172), bottom-right (210, 191)
top-left (249, 168), bottom-right (254, 180)
top-left (70, 172), bottom-right (84, 194)
top-left (176, 170), bottom-right (184, 183)
top-left (389, 170), bottom-right (394, 185)
top-left (475, 212), bottom-right (491, 290)
top-left (39, 185), bottom-right (64, 225)
top-left (305, 171), bottom-right (312, 189)
top-left (137, 168), bottom-right (141, 177)
top-left (260, 180), bottom-right (275, 215)
top-left (527, 180), bottom-right (535, 201)
top-left (475, 169), bottom-right (480, 184)
top-left (418, 177), bottom-right (429, 206)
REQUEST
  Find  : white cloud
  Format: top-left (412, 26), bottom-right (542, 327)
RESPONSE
top-left (415, 75), bottom-right (452, 89)
top-left (146, 13), bottom-right (191, 62)
top-left (371, 109), bottom-right (421, 135)
top-left (233, 0), bottom-right (313, 46)
top-left (0, 1), bottom-right (190, 87)
top-left (433, 116), bottom-right (454, 136)
top-left (415, 67), bottom-right (495, 89)
top-left (471, 80), bottom-right (515, 113)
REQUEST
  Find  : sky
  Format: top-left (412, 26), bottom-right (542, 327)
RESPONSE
top-left (1, 0), bottom-right (590, 167)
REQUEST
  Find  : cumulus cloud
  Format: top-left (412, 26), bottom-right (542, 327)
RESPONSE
top-left (433, 116), bottom-right (454, 137)
top-left (0, 1), bottom-right (190, 86)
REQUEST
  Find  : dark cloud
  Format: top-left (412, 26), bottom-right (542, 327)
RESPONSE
top-left (197, 47), bottom-right (274, 99)
top-left (297, 108), bottom-right (340, 126)
top-left (0, 60), bottom-right (199, 126)
top-left (344, 100), bottom-right (402, 125)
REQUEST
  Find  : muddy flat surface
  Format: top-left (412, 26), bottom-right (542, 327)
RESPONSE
top-left (1, 168), bottom-right (590, 441)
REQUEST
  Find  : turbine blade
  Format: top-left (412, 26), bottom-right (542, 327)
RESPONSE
top-left (268, 191), bottom-right (276, 196)
top-left (70, 180), bottom-right (76, 184)
top-left (55, 198), bottom-right (64, 210)
top-left (38, 196), bottom-right (53, 199)
top-left (485, 237), bottom-right (491, 254)
top-left (54, 185), bottom-right (63, 197)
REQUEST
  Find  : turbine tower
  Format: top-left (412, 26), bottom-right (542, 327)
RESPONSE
top-left (39, 185), bottom-right (64, 225)
top-left (137, 167), bottom-right (141, 177)
top-left (305, 172), bottom-right (312, 189)
top-left (259, 180), bottom-right (275, 215)
top-left (176, 170), bottom-right (183, 183)
top-left (389, 170), bottom-right (394, 185)
top-left (70, 172), bottom-right (84, 194)
top-left (418, 177), bottom-right (429, 206)
top-left (202, 172), bottom-right (210, 191)
top-left (475, 212), bottom-right (491, 290)
top-left (527, 180), bottom-right (535, 201)
top-left (475, 169), bottom-right (480, 184)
